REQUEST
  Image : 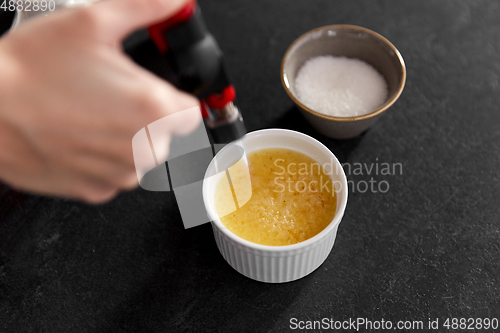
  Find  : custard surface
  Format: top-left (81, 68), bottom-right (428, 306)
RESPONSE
top-left (214, 148), bottom-right (337, 246)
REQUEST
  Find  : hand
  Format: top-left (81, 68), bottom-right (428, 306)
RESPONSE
top-left (0, 0), bottom-right (200, 203)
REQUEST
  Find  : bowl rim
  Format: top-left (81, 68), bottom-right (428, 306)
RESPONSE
top-left (280, 24), bottom-right (407, 122)
top-left (203, 128), bottom-right (348, 252)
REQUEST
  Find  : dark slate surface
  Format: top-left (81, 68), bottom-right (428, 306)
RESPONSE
top-left (1, 0), bottom-right (499, 332)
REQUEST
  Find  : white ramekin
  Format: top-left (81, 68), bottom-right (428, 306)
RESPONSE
top-left (203, 129), bottom-right (348, 283)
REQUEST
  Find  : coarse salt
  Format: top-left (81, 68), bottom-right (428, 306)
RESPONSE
top-left (294, 55), bottom-right (388, 117)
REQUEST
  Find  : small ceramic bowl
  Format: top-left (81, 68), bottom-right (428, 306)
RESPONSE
top-left (281, 24), bottom-right (406, 139)
top-left (203, 129), bottom-right (348, 283)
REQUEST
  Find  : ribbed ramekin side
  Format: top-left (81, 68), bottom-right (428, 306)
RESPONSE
top-left (211, 223), bottom-right (339, 283)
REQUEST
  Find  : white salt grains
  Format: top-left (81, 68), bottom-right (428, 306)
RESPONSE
top-left (294, 56), bottom-right (388, 117)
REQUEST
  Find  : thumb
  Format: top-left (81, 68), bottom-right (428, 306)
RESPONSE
top-left (88, 0), bottom-right (192, 41)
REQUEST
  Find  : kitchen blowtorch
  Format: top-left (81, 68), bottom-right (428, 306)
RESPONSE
top-left (125, 0), bottom-right (250, 229)
top-left (123, 0), bottom-right (246, 144)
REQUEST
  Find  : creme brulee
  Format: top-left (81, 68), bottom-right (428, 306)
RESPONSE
top-left (214, 148), bottom-right (337, 246)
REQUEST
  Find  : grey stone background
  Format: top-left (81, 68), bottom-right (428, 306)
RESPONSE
top-left (1, 0), bottom-right (499, 332)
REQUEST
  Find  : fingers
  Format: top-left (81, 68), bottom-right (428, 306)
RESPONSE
top-left (119, 70), bottom-right (201, 137)
top-left (129, 77), bottom-right (201, 130)
top-left (138, 82), bottom-right (202, 135)
top-left (56, 151), bottom-right (139, 190)
top-left (8, 170), bottom-right (119, 204)
top-left (53, 163), bottom-right (130, 203)
top-left (61, 175), bottom-right (119, 204)
top-left (51, 158), bottom-right (133, 204)
top-left (85, 0), bottom-right (193, 41)
top-left (73, 179), bottom-right (119, 204)
top-left (159, 101), bottom-right (203, 137)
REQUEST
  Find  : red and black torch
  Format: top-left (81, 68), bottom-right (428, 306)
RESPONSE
top-left (124, 0), bottom-right (246, 143)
